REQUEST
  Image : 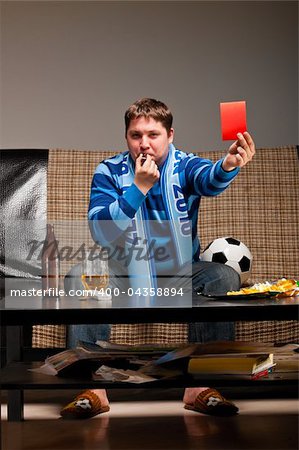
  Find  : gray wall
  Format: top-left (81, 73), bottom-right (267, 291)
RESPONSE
top-left (1, 1), bottom-right (298, 151)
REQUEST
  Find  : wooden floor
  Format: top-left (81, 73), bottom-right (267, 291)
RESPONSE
top-left (1, 390), bottom-right (298, 450)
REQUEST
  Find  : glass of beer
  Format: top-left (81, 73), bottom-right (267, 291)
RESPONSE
top-left (81, 250), bottom-right (111, 300)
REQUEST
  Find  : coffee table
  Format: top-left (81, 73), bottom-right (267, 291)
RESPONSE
top-left (1, 291), bottom-right (298, 421)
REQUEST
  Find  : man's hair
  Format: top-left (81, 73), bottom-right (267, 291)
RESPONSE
top-left (125, 98), bottom-right (173, 135)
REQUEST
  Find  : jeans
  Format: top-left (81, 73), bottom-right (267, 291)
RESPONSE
top-left (67, 261), bottom-right (240, 348)
top-left (188, 261), bottom-right (240, 342)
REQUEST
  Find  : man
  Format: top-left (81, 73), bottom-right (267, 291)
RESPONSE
top-left (61, 98), bottom-right (255, 419)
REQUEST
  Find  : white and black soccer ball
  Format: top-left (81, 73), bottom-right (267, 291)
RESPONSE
top-left (200, 237), bottom-right (253, 284)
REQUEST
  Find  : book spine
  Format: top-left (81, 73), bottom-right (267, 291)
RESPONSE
top-left (251, 367), bottom-right (274, 380)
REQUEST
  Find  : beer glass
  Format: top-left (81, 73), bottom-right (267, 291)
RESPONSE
top-left (81, 250), bottom-right (111, 300)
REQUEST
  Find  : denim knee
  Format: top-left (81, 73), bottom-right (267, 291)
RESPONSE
top-left (192, 261), bottom-right (241, 295)
top-left (213, 263), bottom-right (241, 292)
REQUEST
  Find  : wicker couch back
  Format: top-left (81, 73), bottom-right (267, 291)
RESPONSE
top-left (46, 146), bottom-right (299, 281)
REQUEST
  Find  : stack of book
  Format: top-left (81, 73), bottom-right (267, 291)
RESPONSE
top-left (151, 341), bottom-right (298, 380)
top-left (187, 353), bottom-right (275, 379)
top-left (31, 340), bottom-right (298, 382)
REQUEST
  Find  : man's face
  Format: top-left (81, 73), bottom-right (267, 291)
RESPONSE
top-left (126, 116), bottom-right (174, 166)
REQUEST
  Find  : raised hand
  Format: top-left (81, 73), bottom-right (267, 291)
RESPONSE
top-left (222, 131), bottom-right (255, 172)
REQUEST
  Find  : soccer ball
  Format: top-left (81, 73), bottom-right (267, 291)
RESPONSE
top-left (201, 237), bottom-right (253, 284)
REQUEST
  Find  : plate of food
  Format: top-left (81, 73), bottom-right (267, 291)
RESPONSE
top-left (203, 278), bottom-right (299, 300)
top-left (203, 291), bottom-right (281, 301)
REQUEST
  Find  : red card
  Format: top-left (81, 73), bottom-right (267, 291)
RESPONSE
top-left (220, 101), bottom-right (247, 140)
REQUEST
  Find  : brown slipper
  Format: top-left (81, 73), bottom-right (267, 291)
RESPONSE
top-left (60, 390), bottom-right (110, 419)
top-left (184, 388), bottom-right (239, 416)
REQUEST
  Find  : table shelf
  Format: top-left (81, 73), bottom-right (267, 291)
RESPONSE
top-left (1, 361), bottom-right (298, 390)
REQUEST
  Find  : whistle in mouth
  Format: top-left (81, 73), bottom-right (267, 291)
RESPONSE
top-left (140, 153), bottom-right (147, 165)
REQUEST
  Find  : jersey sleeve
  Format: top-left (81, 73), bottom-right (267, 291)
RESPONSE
top-left (88, 161), bottom-right (145, 244)
top-left (183, 154), bottom-right (240, 196)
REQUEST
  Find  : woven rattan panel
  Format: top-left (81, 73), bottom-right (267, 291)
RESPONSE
top-left (32, 147), bottom-right (299, 348)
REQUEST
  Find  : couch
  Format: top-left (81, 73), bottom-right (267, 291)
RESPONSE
top-left (1, 146), bottom-right (298, 347)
